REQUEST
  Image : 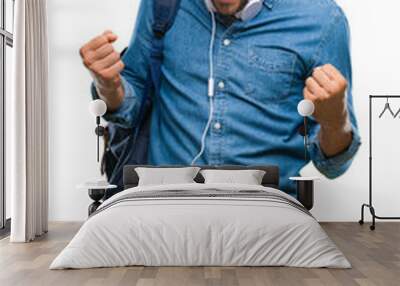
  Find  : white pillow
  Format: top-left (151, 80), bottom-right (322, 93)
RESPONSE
top-left (135, 167), bottom-right (201, 186)
top-left (200, 169), bottom-right (266, 185)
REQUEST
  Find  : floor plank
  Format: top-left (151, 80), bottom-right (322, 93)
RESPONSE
top-left (0, 222), bottom-right (399, 286)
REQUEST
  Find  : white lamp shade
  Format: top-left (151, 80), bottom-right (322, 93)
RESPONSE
top-left (297, 99), bottom-right (315, 117)
top-left (89, 99), bottom-right (107, 117)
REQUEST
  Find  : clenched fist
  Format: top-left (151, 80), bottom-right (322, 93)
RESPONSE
top-left (80, 31), bottom-right (125, 110)
top-left (303, 64), bottom-right (349, 129)
top-left (303, 64), bottom-right (353, 157)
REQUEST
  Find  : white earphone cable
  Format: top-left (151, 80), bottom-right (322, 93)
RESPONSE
top-left (191, 11), bottom-right (216, 165)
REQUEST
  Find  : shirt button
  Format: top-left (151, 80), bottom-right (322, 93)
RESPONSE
top-left (214, 122), bottom-right (222, 130)
top-left (223, 39), bottom-right (231, 46)
top-left (218, 81), bottom-right (225, 89)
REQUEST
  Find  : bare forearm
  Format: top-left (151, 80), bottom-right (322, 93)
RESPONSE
top-left (95, 82), bottom-right (125, 112)
top-left (319, 119), bottom-right (353, 157)
top-left (304, 64), bottom-right (354, 158)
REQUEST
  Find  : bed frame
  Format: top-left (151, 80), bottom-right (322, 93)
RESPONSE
top-left (123, 165), bottom-right (280, 190)
top-left (123, 165), bottom-right (314, 210)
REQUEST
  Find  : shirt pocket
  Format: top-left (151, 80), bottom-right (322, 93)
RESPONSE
top-left (247, 47), bottom-right (296, 103)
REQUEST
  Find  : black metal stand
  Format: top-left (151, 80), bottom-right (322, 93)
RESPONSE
top-left (88, 189), bottom-right (106, 216)
top-left (359, 95), bottom-right (400, 231)
top-left (296, 180), bottom-right (314, 211)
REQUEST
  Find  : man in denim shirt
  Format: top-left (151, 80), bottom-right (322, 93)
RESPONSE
top-left (80, 0), bottom-right (361, 195)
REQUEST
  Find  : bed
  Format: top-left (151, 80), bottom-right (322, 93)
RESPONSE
top-left (50, 165), bottom-right (350, 269)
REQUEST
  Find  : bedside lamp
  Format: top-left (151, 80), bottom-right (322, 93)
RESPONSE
top-left (78, 99), bottom-right (117, 216)
top-left (292, 99), bottom-right (318, 211)
top-left (89, 99), bottom-right (107, 162)
top-left (297, 99), bottom-right (315, 161)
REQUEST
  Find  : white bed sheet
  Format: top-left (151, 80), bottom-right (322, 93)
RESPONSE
top-left (50, 183), bottom-right (350, 269)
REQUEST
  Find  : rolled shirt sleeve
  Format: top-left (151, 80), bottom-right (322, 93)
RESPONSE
top-left (308, 123), bottom-right (361, 179)
top-left (307, 6), bottom-right (361, 179)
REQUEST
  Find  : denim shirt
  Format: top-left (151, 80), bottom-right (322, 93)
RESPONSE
top-left (93, 0), bottom-right (361, 195)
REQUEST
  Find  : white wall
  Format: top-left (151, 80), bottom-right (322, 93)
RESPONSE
top-left (303, 0), bottom-right (400, 221)
top-left (48, 0), bottom-right (139, 221)
top-left (48, 0), bottom-right (400, 221)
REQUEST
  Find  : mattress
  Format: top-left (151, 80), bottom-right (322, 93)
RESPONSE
top-left (50, 183), bottom-right (351, 269)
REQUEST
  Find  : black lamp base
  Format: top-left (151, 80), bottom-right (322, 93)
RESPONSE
top-left (88, 189), bottom-right (106, 216)
top-left (296, 180), bottom-right (314, 211)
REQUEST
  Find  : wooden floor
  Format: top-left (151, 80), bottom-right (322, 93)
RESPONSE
top-left (0, 222), bottom-right (399, 286)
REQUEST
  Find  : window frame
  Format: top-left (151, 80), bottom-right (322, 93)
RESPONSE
top-left (0, 0), bottom-right (14, 235)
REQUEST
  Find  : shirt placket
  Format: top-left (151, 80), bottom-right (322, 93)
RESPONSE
top-left (208, 27), bottom-right (235, 165)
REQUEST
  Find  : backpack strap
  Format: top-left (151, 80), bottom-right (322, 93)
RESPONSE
top-left (152, 0), bottom-right (182, 39)
top-left (134, 0), bottom-right (181, 136)
top-left (149, 0), bottom-right (181, 92)
top-left (135, 0), bottom-right (181, 113)
top-left (106, 0), bottom-right (182, 190)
